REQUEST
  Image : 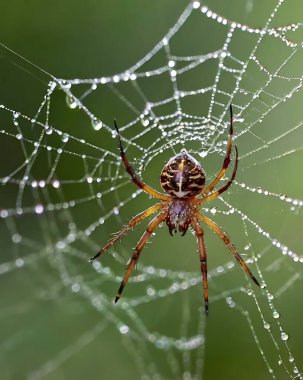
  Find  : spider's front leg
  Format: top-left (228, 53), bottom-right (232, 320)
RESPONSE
top-left (202, 104), bottom-right (234, 196)
top-left (114, 120), bottom-right (170, 201)
top-left (200, 146), bottom-right (238, 204)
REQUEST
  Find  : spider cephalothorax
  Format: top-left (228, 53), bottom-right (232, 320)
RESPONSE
top-left (90, 105), bottom-right (260, 314)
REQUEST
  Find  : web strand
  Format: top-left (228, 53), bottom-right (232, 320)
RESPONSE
top-left (1, 1), bottom-right (303, 379)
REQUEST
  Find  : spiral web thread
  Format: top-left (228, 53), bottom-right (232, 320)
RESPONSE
top-left (1, 0), bottom-right (303, 379)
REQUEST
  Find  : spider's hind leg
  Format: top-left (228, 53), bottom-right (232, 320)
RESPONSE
top-left (192, 218), bottom-right (209, 315)
top-left (197, 213), bottom-right (260, 287)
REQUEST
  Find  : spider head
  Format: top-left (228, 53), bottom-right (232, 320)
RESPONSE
top-left (160, 149), bottom-right (205, 198)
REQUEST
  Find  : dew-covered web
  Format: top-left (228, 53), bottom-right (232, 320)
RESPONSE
top-left (1, 0), bottom-right (303, 379)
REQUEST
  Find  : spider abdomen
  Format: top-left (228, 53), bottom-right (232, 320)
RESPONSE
top-left (160, 150), bottom-right (205, 198)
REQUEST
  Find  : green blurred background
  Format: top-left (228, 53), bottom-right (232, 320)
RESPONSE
top-left (1, 1), bottom-right (303, 379)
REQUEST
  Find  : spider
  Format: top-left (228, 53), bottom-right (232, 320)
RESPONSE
top-left (90, 105), bottom-right (260, 314)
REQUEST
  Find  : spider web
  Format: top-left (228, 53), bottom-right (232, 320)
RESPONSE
top-left (1, 0), bottom-right (303, 379)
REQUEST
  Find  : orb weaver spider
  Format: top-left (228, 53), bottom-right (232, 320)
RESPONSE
top-left (90, 105), bottom-right (260, 314)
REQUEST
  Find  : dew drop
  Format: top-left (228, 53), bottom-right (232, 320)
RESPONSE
top-left (210, 206), bottom-right (217, 215)
top-left (46, 127), bottom-right (53, 135)
top-left (52, 179), bottom-right (60, 188)
top-left (147, 287), bottom-right (156, 296)
top-left (0, 209), bottom-right (8, 218)
top-left (263, 322), bottom-right (271, 330)
top-left (39, 180), bottom-right (46, 188)
top-left (15, 258), bottom-right (24, 267)
top-left (226, 297), bottom-right (236, 308)
top-left (119, 324), bottom-right (129, 334)
top-left (62, 133), bottom-right (69, 143)
top-left (273, 311), bottom-right (280, 319)
top-left (66, 95), bottom-right (77, 109)
top-left (71, 283), bottom-right (80, 293)
top-left (35, 204), bottom-right (44, 214)
top-left (12, 234), bottom-right (22, 243)
top-left (60, 80), bottom-right (71, 89)
top-left (113, 75), bottom-right (120, 83)
top-left (92, 118), bottom-right (103, 131)
top-left (281, 332), bottom-right (289, 341)
top-left (141, 118), bottom-right (149, 127)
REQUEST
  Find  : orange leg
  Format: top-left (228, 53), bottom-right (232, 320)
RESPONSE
top-left (114, 120), bottom-right (170, 201)
top-left (197, 213), bottom-right (260, 286)
top-left (197, 145), bottom-right (238, 205)
top-left (89, 203), bottom-right (164, 262)
top-left (114, 210), bottom-right (167, 303)
top-left (192, 218), bottom-right (209, 314)
top-left (203, 104), bottom-right (234, 196)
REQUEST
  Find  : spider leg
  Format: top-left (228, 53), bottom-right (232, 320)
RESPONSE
top-left (114, 210), bottom-right (167, 303)
top-left (89, 203), bottom-right (164, 262)
top-left (192, 218), bottom-right (209, 315)
top-left (197, 213), bottom-right (260, 286)
top-left (203, 104), bottom-right (234, 196)
top-left (114, 120), bottom-right (170, 201)
top-left (196, 145), bottom-right (238, 205)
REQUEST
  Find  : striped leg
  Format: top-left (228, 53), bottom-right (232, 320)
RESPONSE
top-left (90, 203), bottom-right (163, 262)
top-left (197, 213), bottom-right (260, 286)
top-left (203, 104), bottom-right (234, 195)
top-left (192, 218), bottom-right (209, 315)
top-left (114, 211), bottom-right (167, 303)
top-left (114, 120), bottom-right (170, 201)
top-left (197, 145), bottom-right (238, 205)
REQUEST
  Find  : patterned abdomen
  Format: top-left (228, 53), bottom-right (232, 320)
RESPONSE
top-left (160, 150), bottom-right (205, 198)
